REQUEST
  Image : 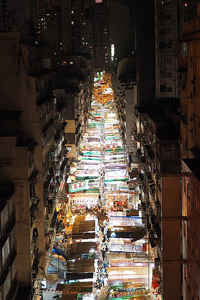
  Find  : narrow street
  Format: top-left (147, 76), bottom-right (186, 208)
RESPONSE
top-left (42, 72), bottom-right (158, 300)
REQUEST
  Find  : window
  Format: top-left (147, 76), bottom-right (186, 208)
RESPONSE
top-left (167, 87), bottom-right (172, 92)
top-left (191, 237), bottom-right (194, 254)
top-left (167, 72), bottom-right (172, 77)
top-left (159, 41), bottom-right (165, 49)
top-left (187, 180), bottom-right (190, 200)
top-left (197, 197), bottom-right (200, 215)
top-left (163, 148), bottom-right (173, 160)
top-left (191, 189), bottom-right (195, 207)
top-left (28, 151), bottom-right (35, 168)
top-left (160, 28), bottom-right (165, 34)
top-left (182, 42), bottom-right (188, 57)
top-left (166, 0), bottom-right (171, 3)
top-left (160, 56), bottom-right (165, 63)
top-left (166, 41), bottom-right (172, 48)
top-left (166, 14), bottom-right (171, 19)
top-left (159, 12), bottom-right (165, 19)
top-left (160, 84), bottom-right (166, 92)
top-left (29, 183), bottom-right (35, 199)
top-left (195, 196), bottom-right (199, 212)
top-left (166, 28), bottom-right (172, 34)
top-left (160, 70), bottom-right (166, 77)
top-left (187, 227), bottom-right (191, 246)
top-left (195, 247), bottom-right (199, 262)
top-left (184, 177), bottom-right (186, 193)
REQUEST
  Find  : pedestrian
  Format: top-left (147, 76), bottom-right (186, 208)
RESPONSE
top-left (101, 249), bottom-right (105, 260)
top-left (102, 278), bottom-right (104, 286)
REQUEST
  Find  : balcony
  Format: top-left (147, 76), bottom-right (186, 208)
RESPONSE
top-left (42, 118), bottom-right (54, 134)
top-left (145, 144), bottom-right (155, 160)
top-left (30, 198), bottom-right (39, 227)
top-left (32, 254), bottom-right (41, 278)
top-left (43, 174), bottom-right (53, 190)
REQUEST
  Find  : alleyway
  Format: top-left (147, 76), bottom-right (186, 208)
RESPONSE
top-left (42, 72), bottom-right (157, 300)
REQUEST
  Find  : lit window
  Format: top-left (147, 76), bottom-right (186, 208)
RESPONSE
top-left (70, 62), bottom-right (74, 65)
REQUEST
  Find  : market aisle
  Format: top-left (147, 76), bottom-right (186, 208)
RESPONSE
top-left (42, 72), bottom-right (157, 300)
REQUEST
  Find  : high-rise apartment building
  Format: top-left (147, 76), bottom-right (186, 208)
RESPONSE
top-left (0, 185), bottom-right (18, 300)
top-left (0, 0), bottom-right (7, 31)
top-left (0, 31), bottom-right (68, 299)
top-left (109, 1), bottom-right (130, 61)
top-left (180, 2), bottom-right (200, 300)
top-left (25, 0), bottom-right (63, 55)
top-left (93, 3), bottom-right (110, 71)
top-left (135, 0), bottom-right (155, 104)
top-left (155, 0), bottom-right (180, 99)
top-left (133, 98), bottom-right (181, 300)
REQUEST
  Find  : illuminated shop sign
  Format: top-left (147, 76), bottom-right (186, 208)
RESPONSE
top-left (111, 44), bottom-right (115, 61)
top-left (68, 181), bottom-right (89, 193)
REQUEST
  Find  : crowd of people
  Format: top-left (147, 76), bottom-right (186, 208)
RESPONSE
top-left (94, 217), bottom-right (113, 300)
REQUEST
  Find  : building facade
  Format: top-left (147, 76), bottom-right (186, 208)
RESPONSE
top-left (0, 31), bottom-right (91, 299)
top-left (180, 3), bottom-right (200, 300)
top-left (155, 0), bottom-right (180, 99)
top-left (133, 99), bottom-right (182, 299)
top-left (0, 185), bottom-right (18, 300)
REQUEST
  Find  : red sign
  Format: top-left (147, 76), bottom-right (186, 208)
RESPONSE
top-left (152, 269), bottom-right (160, 289)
